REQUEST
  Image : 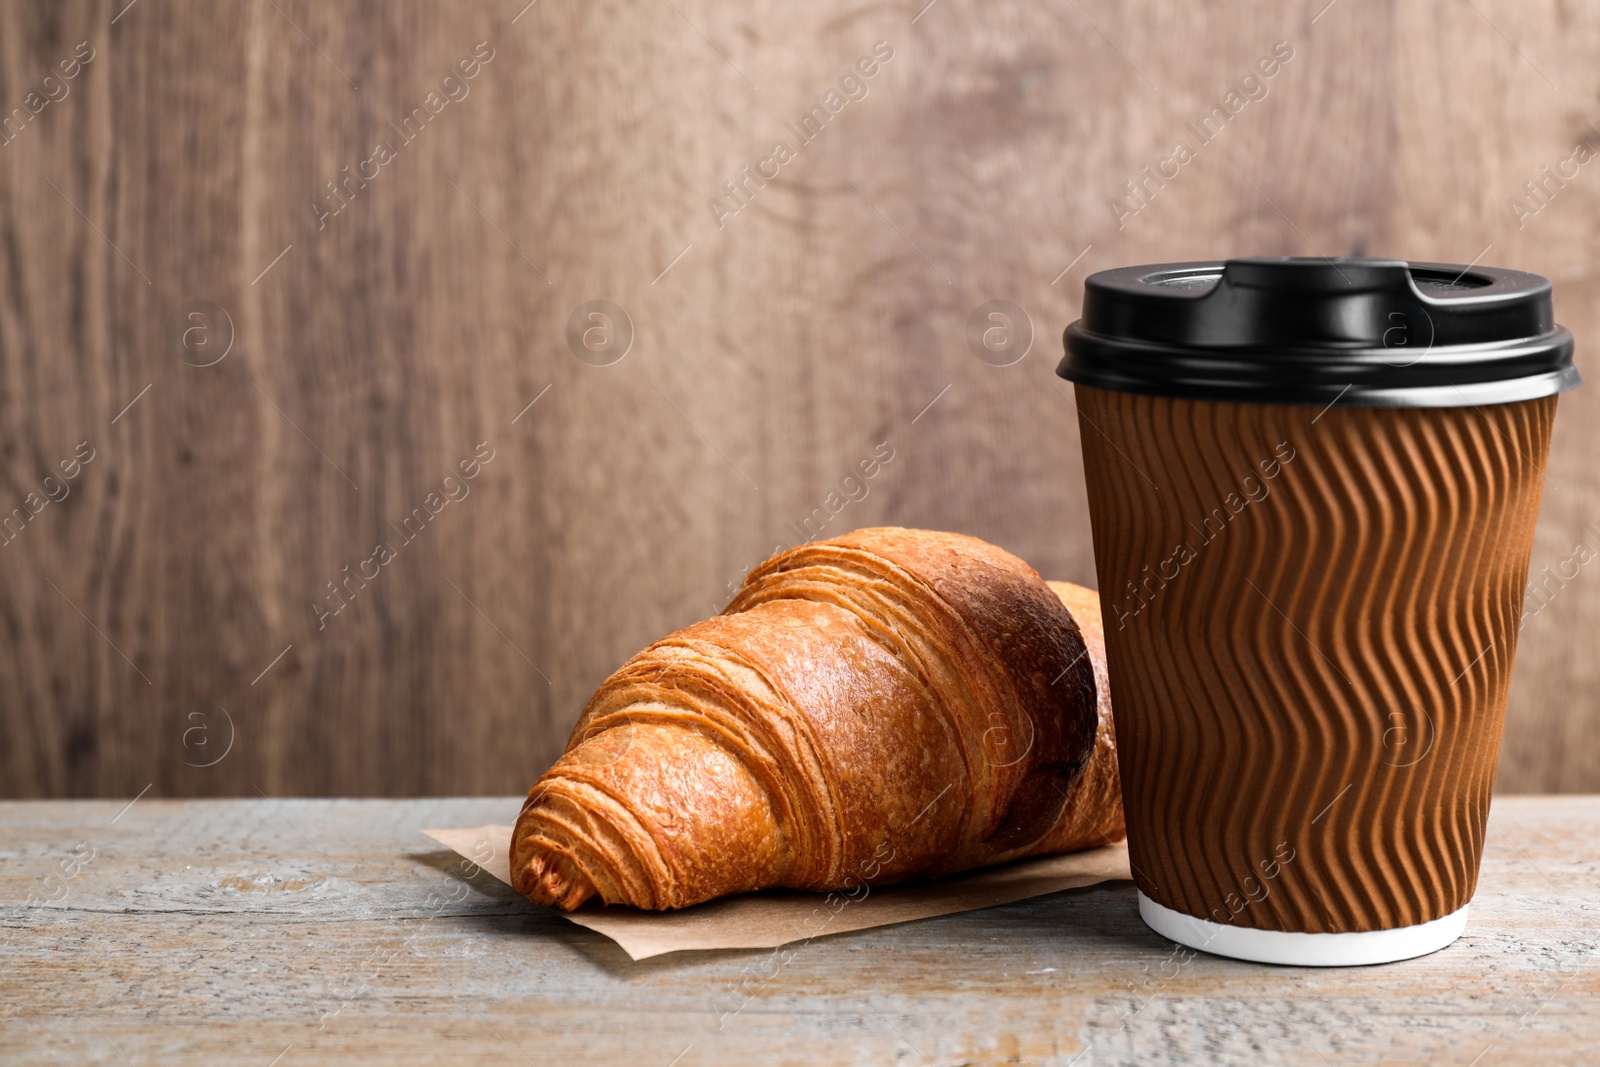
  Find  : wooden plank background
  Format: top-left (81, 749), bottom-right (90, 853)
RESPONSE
top-left (1, 0), bottom-right (1597, 798)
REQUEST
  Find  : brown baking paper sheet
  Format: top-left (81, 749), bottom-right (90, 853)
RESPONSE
top-left (422, 824), bottom-right (1131, 960)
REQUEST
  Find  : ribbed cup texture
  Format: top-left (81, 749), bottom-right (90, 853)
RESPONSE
top-left (1075, 385), bottom-right (1556, 933)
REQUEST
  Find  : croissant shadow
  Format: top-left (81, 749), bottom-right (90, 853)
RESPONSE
top-left (408, 847), bottom-right (518, 895)
top-left (402, 843), bottom-right (781, 972)
top-left (427, 871), bottom-right (1159, 979)
top-left (402, 850), bottom-right (609, 945)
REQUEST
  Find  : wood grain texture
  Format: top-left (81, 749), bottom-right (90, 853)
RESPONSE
top-left (0, 0), bottom-right (1598, 798)
top-left (2, 796), bottom-right (1598, 1065)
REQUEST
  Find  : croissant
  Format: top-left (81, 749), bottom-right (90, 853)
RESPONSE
top-left (511, 527), bottom-right (1125, 911)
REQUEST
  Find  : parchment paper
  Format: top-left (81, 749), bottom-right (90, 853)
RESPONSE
top-left (422, 824), bottom-right (1131, 960)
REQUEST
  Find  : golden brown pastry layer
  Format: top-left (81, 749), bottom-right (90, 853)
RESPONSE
top-left (512, 527), bottom-right (1123, 910)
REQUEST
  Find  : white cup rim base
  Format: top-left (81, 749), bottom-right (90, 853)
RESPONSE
top-left (1137, 891), bottom-right (1469, 966)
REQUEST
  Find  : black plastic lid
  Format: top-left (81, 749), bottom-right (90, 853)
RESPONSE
top-left (1058, 257), bottom-right (1579, 407)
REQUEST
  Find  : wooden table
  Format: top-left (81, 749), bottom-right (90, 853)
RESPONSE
top-left (3, 796), bottom-right (1596, 1066)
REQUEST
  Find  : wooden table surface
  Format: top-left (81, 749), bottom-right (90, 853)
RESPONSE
top-left (3, 795), bottom-right (1596, 1066)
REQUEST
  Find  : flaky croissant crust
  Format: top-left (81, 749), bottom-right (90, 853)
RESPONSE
top-left (512, 528), bottom-right (1120, 910)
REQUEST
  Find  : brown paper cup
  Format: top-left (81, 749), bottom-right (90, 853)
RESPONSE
top-left (1060, 257), bottom-right (1576, 964)
top-left (1075, 384), bottom-right (1556, 962)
